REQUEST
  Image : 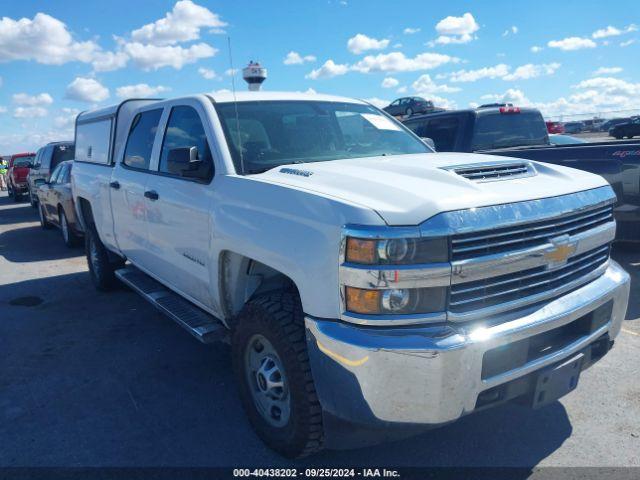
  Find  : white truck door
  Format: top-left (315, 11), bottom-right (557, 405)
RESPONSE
top-left (143, 102), bottom-right (216, 311)
top-left (110, 107), bottom-right (164, 269)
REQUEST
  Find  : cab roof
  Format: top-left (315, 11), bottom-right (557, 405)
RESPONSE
top-left (207, 90), bottom-right (368, 105)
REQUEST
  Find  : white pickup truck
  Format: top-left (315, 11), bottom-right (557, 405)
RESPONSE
top-left (72, 92), bottom-right (630, 457)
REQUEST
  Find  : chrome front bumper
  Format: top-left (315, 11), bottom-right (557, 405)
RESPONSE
top-left (305, 261), bottom-right (630, 426)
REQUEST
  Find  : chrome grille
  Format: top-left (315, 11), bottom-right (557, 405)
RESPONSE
top-left (450, 245), bottom-right (610, 314)
top-left (451, 203), bottom-right (614, 261)
top-left (452, 162), bottom-right (534, 182)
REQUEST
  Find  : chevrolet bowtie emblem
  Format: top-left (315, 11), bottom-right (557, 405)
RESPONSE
top-left (544, 236), bottom-right (577, 268)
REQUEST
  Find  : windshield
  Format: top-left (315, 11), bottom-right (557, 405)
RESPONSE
top-left (472, 111), bottom-right (549, 150)
top-left (14, 155), bottom-right (34, 167)
top-left (214, 100), bottom-right (431, 174)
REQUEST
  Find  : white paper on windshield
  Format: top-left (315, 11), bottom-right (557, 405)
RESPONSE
top-left (361, 113), bottom-right (401, 131)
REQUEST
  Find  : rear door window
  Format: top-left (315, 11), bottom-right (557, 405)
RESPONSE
top-left (123, 109), bottom-right (163, 170)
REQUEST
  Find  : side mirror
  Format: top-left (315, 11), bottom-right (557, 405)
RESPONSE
top-left (34, 178), bottom-right (47, 187)
top-left (421, 137), bottom-right (436, 150)
top-left (167, 147), bottom-right (202, 177)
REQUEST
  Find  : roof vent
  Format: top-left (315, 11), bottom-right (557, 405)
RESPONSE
top-left (448, 161), bottom-right (536, 182)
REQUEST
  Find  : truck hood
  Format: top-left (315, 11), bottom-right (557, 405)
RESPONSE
top-left (253, 153), bottom-right (609, 225)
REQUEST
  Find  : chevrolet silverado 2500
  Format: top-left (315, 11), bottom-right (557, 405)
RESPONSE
top-left (71, 92), bottom-right (630, 458)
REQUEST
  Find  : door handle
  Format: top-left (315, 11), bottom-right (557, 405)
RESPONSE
top-left (109, 181), bottom-right (120, 189)
top-left (144, 190), bottom-right (159, 200)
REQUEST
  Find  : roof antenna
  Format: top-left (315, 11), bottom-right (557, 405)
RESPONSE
top-left (227, 36), bottom-right (245, 175)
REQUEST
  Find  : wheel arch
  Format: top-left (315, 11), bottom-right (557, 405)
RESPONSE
top-left (218, 250), bottom-right (301, 325)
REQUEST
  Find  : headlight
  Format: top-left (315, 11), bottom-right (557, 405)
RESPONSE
top-left (345, 236), bottom-right (448, 265)
top-left (345, 286), bottom-right (447, 315)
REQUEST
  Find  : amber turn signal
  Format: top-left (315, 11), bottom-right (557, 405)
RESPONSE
top-left (345, 237), bottom-right (377, 264)
top-left (345, 287), bottom-right (381, 314)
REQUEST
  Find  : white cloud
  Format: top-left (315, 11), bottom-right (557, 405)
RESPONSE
top-left (502, 26), bottom-right (518, 36)
top-left (449, 64), bottom-right (510, 82)
top-left (480, 88), bottom-right (529, 105)
top-left (12, 93), bottom-right (53, 106)
top-left (225, 68), bottom-right (238, 76)
top-left (411, 74), bottom-right (460, 93)
top-left (53, 108), bottom-right (80, 129)
top-left (433, 13), bottom-right (479, 45)
top-left (65, 77), bottom-right (110, 103)
top-left (351, 51), bottom-right (458, 73)
top-left (124, 42), bottom-right (216, 70)
top-left (116, 83), bottom-right (170, 99)
top-left (396, 86), bottom-right (407, 94)
top-left (363, 97), bottom-right (389, 109)
top-left (482, 76), bottom-right (640, 118)
top-left (198, 67), bottom-right (218, 79)
top-left (592, 24), bottom-right (637, 39)
top-left (403, 27), bottom-right (420, 35)
top-left (131, 0), bottom-right (226, 46)
top-left (13, 106), bottom-right (48, 119)
top-left (306, 59), bottom-right (349, 79)
top-left (347, 33), bottom-right (390, 54)
top-left (547, 37), bottom-right (596, 51)
top-left (530, 46), bottom-right (543, 53)
top-left (0, 106), bottom-right (7, 114)
top-left (92, 51), bottom-right (129, 72)
top-left (283, 51), bottom-right (316, 65)
top-left (503, 62), bottom-right (561, 81)
top-left (381, 77), bottom-right (399, 88)
top-left (593, 67), bottom-right (622, 75)
top-left (620, 39), bottom-right (636, 47)
top-left (0, 12), bottom-right (99, 65)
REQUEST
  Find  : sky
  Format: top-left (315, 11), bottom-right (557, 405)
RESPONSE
top-left (0, 0), bottom-right (639, 153)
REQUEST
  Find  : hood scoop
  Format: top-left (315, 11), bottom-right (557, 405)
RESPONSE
top-left (446, 161), bottom-right (536, 183)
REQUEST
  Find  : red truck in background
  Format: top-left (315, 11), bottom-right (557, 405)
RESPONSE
top-left (545, 121), bottom-right (565, 134)
top-left (7, 152), bottom-right (35, 202)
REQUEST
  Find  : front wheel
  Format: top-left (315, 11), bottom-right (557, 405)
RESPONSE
top-left (29, 190), bottom-right (38, 208)
top-left (60, 209), bottom-right (81, 248)
top-left (232, 292), bottom-right (324, 458)
top-left (85, 227), bottom-right (123, 291)
top-left (39, 204), bottom-right (52, 229)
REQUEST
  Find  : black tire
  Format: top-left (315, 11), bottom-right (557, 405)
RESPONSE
top-left (85, 227), bottom-right (123, 291)
top-left (59, 208), bottom-right (81, 248)
top-left (232, 292), bottom-right (324, 458)
top-left (615, 135), bottom-right (623, 140)
top-left (628, 135), bottom-right (635, 139)
top-left (38, 204), bottom-right (52, 229)
top-left (29, 189), bottom-right (38, 208)
top-left (14, 191), bottom-right (22, 202)
top-left (7, 185), bottom-right (13, 198)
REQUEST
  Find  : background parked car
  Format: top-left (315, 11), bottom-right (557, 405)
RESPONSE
top-left (36, 160), bottom-right (82, 247)
top-left (383, 97), bottom-right (440, 117)
top-left (600, 117), bottom-right (631, 133)
top-left (582, 118), bottom-right (605, 132)
top-left (609, 118), bottom-right (640, 139)
top-left (545, 121), bottom-right (565, 134)
top-left (28, 141), bottom-right (75, 207)
top-left (6, 152), bottom-right (35, 201)
top-left (563, 121), bottom-right (584, 134)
